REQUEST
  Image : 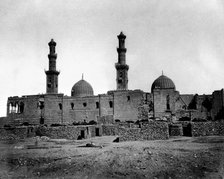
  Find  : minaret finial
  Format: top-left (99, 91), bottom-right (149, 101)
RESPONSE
top-left (82, 73), bottom-right (84, 80)
top-left (162, 70), bottom-right (164, 76)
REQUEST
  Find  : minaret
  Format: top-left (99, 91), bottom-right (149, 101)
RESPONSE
top-left (115, 32), bottom-right (129, 90)
top-left (45, 39), bottom-right (60, 94)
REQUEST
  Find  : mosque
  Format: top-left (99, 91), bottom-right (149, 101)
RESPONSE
top-left (5, 32), bottom-right (224, 125)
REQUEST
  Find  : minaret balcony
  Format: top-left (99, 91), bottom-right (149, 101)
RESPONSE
top-left (115, 63), bottom-right (129, 70)
top-left (45, 70), bottom-right (60, 75)
top-left (48, 54), bottom-right (57, 59)
top-left (117, 48), bottom-right (127, 53)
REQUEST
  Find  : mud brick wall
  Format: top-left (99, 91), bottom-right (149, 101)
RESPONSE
top-left (102, 125), bottom-right (118, 136)
top-left (169, 124), bottom-right (183, 136)
top-left (36, 125), bottom-right (102, 139)
top-left (117, 121), bottom-right (169, 141)
top-left (0, 117), bottom-right (8, 127)
top-left (191, 121), bottom-right (224, 137)
top-left (0, 126), bottom-right (34, 139)
top-left (140, 121), bottom-right (169, 140)
top-left (118, 127), bottom-right (142, 141)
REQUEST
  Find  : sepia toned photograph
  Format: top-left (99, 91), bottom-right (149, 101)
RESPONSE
top-left (0, 0), bottom-right (224, 178)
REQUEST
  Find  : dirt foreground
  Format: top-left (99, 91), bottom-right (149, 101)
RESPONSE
top-left (0, 135), bottom-right (224, 179)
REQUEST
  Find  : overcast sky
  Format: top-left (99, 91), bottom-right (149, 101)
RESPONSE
top-left (1, 0), bottom-right (224, 116)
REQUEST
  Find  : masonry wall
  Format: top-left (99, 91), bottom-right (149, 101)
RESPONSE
top-left (153, 89), bottom-right (179, 119)
top-left (0, 126), bottom-right (35, 140)
top-left (117, 121), bottom-right (169, 141)
top-left (102, 124), bottom-right (118, 136)
top-left (191, 121), bottom-right (224, 137)
top-left (212, 90), bottom-right (224, 120)
top-left (62, 96), bottom-right (101, 124)
top-left (7, 95), bottom-right (42, 125)
top-left (113, 90), bottom-right (143, 122)
top-left (36, 125), bottom-right (102, 139)
top-left (169, 124), bottom-right (183, 136)
top-left (43, 94), bottom-right (64, 124)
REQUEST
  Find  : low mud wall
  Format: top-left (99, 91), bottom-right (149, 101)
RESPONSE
top-left (191, 121), bottom-right (224, 137)
top-left (102, 125), bottom-right (118, 136)
top-left (118, 121), bottom-right (169, 141)
top-left (169, 124), bottom-right (183, 136)
top-left (0, 126), bottom-right (35, 140)
top-left (36, 125), bottom-right (102, 140)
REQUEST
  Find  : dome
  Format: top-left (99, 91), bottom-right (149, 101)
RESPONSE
top-left (151, 74), bottom-right (175, 92)
top-left (71, 79), bottom-right (94, 97)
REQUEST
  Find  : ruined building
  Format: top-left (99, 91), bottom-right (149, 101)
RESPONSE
top-left (5, 32), bottom-right (224, 125)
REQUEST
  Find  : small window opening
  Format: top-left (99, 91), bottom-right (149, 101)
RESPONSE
top-left (15, 103), bottom-right (19, 113)
top-left (59, 103), bottom-right (62, 110)
top-left (95, 128), bottom-right (100, 136)
top-left (96, 102), bottom-right (99, 109)
top-left (40, 117), bottom-right (44, 124)
top-left (83, 102), bottom-right (87, 107)
top-left (39, 101), bottom-right (44, 109)
top-left (71, 103), bottom-right (74, 109)
top-left (166, 95), bottom-right (170, 110)
top-left (109, 101), bottom-right (113, 108)
top-left (19, 102), bottom-right (24, 113)
top-left (127, 96), bottom-right (130, 101)
top-left (9, 103), bottom-right (13, 113)
top-left (47, 83), bottom-right (51, 88)
top-left (81, 130), bottom-right (85, 138)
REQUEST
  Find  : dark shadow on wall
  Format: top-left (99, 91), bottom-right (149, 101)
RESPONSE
top-left (183, 123), bottom-right (192, 137)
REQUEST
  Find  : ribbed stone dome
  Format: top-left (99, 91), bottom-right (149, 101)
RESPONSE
top-left (71, 79), bottom-right (94, 97)
top-left (151, 75), bottom-right (175, 92)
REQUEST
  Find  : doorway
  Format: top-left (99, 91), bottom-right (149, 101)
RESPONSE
top-left (183, 123), bottom-right (192, 137)
top-left (95, 128), bottom-right (100, 136)
top-left (40, 117), bottom-right (44, 124)
top-left (81, 130), bottom-right (85, 139)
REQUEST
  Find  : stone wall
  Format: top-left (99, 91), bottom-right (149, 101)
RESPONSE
top-left (191, 121), bottom-right (224, 137)
top-left (169, 124), bottom-right (183, 136)
top-left (98, 115), bottom-right (114, 124)
top-left (36, 125), bottom-right (102, 139)
top-left (153, 89), bottom-right (179, 119)
top-left (7, 95), bottom-right (42, 125)
top-left (102, 124), bottom-right (118, 136)
top-left (140, 121), bottom-right (169, 140)
top-left (0, 126), bottom-right (35, 139)
top-left (113, 90), bottom-right (143, 121)
top-left (118, 127), bottom-right (141, 141)
top-left (118, 121), bottom-right (169, 141)
top-left (0, 117), bottom-right (8, 127)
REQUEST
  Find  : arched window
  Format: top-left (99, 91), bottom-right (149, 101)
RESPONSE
top-left (96, 102), bottom-right (99, 109)
top-left (19, 102), bottom-right (24, 113)
top-left (15, 102), bottom-right (19, 113)
top-left (83, 102), bottom-right (87, 107)
top-left (59, 103), bottom-right (63, 110)
top-left (71, 103), bottom-right (74, 110)
top-left (109, 101), bottom-right (113, 108)
top-left (9, 103), bottom-right (13, 113)
top-left (166, 95), bottom-right (170, 110)
top-left (38, 101), bottom-right (44, 109)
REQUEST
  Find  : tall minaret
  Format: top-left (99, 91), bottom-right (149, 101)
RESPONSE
top-left (45, 39), bottom-right (60, 94)
top-left (115, 32), bottom-right (129, 90)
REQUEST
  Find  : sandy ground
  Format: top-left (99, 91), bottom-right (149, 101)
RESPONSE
top-left (0, 135), bottom-right (224, 179)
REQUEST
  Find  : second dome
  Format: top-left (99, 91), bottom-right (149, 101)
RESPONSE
top-left (71, 79), bottom-right (94, 97)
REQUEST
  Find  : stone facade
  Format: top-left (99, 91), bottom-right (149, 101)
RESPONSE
top-left (2, 33), bottom-right (224, 128)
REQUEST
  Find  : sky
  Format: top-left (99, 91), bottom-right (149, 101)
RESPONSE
top-left (1, 0), bottom-right (224, 116)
